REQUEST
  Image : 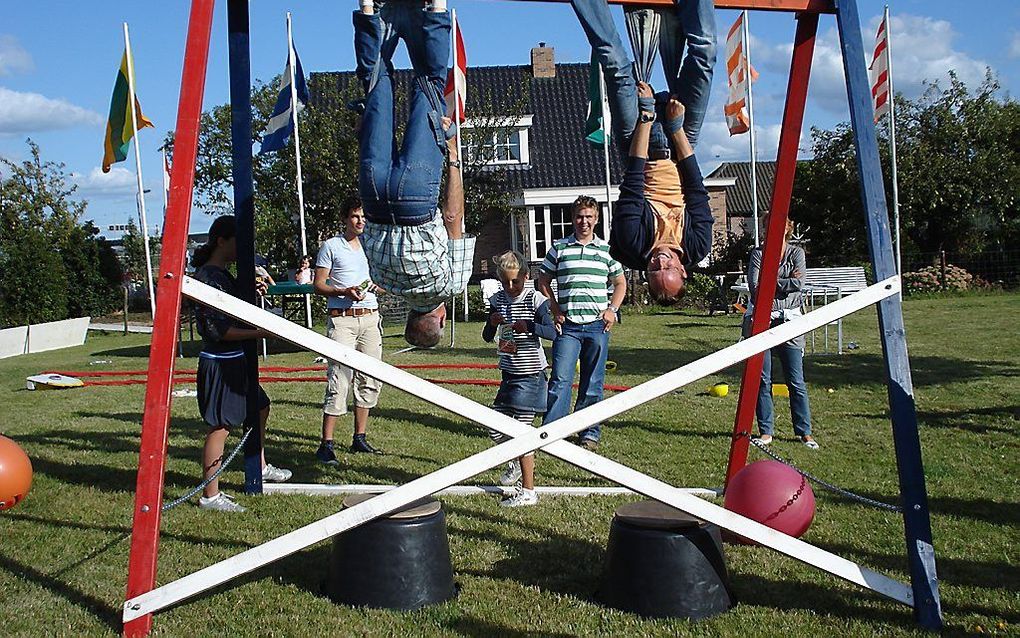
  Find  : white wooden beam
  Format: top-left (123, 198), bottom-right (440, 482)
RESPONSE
top-left (262, 483), bottom-right (720, 497)
top-left (124, 276), bottom-right (908, 621)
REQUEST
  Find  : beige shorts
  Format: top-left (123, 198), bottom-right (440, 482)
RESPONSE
top-left (323, 312), bottom-right (383, 416)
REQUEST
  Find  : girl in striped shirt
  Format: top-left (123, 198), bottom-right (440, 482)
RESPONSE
top-left (482, 250), bottom-right (557, 507)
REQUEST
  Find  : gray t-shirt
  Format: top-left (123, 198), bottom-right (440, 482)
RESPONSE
top-left (316, 236), bottom-right (378, 310)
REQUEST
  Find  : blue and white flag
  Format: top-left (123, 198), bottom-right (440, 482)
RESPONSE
top-left (259, 43), bottom-right (308, 155)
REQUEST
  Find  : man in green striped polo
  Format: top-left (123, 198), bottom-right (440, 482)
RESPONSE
top-left (536, 196), bottom-right (627, 450)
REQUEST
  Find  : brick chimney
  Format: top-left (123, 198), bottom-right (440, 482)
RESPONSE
top-left (531, 42), bottom-right (555, 78)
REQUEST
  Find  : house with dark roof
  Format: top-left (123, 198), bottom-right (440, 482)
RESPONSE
top-left (706, 160), bottom-right (777, 240)
top-left (313, 44), bottom-right (736, 276)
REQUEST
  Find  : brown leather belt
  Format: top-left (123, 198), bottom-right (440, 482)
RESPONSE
top-left (329, 307), bottom-right (377, 318)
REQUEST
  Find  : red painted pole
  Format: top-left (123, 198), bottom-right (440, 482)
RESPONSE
top-left (123, 2), bottom-right (215, 636)
top-left (724, 11), bottom-right (818, 489)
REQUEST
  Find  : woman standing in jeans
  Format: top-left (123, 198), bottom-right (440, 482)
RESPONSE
top-left (744, 214), bottom-right (819, 449)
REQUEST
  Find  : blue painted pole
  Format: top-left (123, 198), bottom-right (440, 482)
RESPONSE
top-left (227, 0), bottom-right (263, 495)
top-left (834, 0), bottom-right (942, 628)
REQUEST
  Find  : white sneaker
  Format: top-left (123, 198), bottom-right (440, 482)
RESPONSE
top-left (262, 463), bottom-right (293, 482)
top-left (500, 488), bottom-right (538, 508)
top-left (199, 492), bottom-right (246, 513)
top-left (499, 460), bottom-right (522, 486)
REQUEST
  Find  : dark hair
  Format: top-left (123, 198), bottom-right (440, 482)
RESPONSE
top-left (191, 215), bottom-right (236, 268)
top-left (571, 195), bottom-right (599, 216)
top-left (341, 194), bottom-right (363, 219)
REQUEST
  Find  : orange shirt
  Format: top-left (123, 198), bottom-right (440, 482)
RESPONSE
top-left (643, 159), bottom-right (685, 257)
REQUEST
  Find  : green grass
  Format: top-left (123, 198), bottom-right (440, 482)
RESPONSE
top-left (0, 294), bottom-right (1017, 637)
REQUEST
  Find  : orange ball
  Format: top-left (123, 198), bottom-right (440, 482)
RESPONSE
top-left (0, 435), bottom-right (33, 511)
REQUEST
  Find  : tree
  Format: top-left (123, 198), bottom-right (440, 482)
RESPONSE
top-left (121, 218), bottom-right (159, 290)
top-left (0, 139), bottom-right (122, 327)
top-left (790, 71), bottom-right (1019, 267)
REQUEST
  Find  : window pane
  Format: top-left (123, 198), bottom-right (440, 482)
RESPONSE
top-left (532, 206), bottom-right (547, 259)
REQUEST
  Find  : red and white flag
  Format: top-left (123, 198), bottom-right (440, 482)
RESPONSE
top-left (869, 15), bottom-right (891, 122)
top-left (724, 13), bottom-right (758, 136)
top-left (444, 14), bottom-right (467, 123)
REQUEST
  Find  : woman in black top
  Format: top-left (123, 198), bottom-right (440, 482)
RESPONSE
top-left (192, 216), bottom-right (291, 512)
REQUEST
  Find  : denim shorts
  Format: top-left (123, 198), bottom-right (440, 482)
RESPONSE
top-left (494, 370), bottom-right (548, 414)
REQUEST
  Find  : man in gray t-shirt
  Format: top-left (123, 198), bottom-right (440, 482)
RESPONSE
top-left (313, 197), bottom-right (385, 462)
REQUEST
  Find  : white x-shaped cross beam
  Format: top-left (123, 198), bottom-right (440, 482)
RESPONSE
top-left (123, 275), bottom-right (911, 622)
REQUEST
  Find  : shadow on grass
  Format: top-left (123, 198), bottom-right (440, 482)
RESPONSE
top-left (0, 553), bottom-right (121, 632)
top-left (805, 354), bottom-right (1018, 389)
top-left (849, 405), bottom-right (1020, 435)
top-left (445, 502), bottom-right (604, 602)
top-left (815, 540), bottom-right (1020, 597)
top-left (442, 616), bottom-right (576, 638)
top-left (370, 407), bottom-right (486, 440)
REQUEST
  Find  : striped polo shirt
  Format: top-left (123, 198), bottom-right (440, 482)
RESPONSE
top-left (488, 289), bottom-right (548, 374)
top-left (540, 234), bottom-right (623, 324)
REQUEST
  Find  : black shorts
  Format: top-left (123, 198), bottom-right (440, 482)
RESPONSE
top-left (197, 351), bottom-right (271, 429)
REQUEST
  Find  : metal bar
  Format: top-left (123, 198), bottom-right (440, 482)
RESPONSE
top-left (123, 276), bottom-right (907, 621)
top-left (835, 0), bottom-right (942, 628)
top-left (743, 10), bottom-right (760, 247)
top-left (226, 0), bottom-right (263, 495)
top-left (725, 11), bottom-right (818, 488)
top-left (263, 483), bottom-right (720, 497)
top-left (514, 0), bottom-right (835, 13)
top-left (123, 2), bottom-right (216, 636)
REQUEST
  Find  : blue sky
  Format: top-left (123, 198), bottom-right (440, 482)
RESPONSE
top-left (1, 1), bottom-right (1017, 237)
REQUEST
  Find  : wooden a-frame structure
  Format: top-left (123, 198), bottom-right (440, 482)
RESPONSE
top-left (123, 1), bottom-right (942, 635)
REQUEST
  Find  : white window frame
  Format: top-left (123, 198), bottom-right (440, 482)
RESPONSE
top-left (462, 116), bottom-right (533, 167)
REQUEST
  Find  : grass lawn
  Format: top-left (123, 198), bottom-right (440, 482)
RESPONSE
top-left (0, 293), bottom-right (1016, 637)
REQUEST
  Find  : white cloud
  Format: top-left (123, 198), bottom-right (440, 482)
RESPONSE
top-left (0, 87), bottom-right (102, 135)
top-left (72, 166), bottom-right (137, 198)
top-left (698, 120), bottom-right (800, 165)
top-left (744, 15), bottom-right (994, 116)
top-left (0, 35), bottom-right (33, 76)
top-left (1009, 32), bottom-right (1020, 59)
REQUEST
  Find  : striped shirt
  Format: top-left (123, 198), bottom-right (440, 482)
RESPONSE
top-left (362, 212), bottom-right (476, 313)
top-left (540, 234), bottom-right (623, 324)
top-left (484, 289), bottom-right (550, 375)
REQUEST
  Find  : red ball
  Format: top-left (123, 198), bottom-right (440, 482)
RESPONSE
top-left (0, 435), bottom-right (33, 511)
top-left (724, 460), bottom-right (815, 538)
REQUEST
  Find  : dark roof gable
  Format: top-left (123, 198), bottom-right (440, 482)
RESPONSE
top-left (707, 161), bottom-right (777, 216)
top-left (310, 62), bottom-right (624, 190)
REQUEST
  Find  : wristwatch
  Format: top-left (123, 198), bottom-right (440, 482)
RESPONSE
top-left (448, 159), bottom-right (461, 169)
top-left (607, 304), bottom-right (619, 313)
top-left (639, 111), bottom-right (655, 123)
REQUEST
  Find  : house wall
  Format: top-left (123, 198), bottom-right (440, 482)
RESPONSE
top-left (471, 212), bottom-right (513, 281)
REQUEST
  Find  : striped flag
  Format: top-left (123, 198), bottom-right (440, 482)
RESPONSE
top-left (724, 12), bottom-right (758, 136)
top-left (102, 49), bottom-right (153, 173)
top-left (869, 15), bottom-right (891, 122)
top-left (259, 41), bottom-right (308, 155)
top-left (444, 14), bottom-right (467, 122)
top-left (584, 51), bottom-right (611, 146)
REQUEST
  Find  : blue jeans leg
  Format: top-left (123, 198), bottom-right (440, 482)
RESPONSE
top-left (544, 327), bottom-right (582, 427)
top-left (354, 12), bottom-right (395, 209)
top-left (778, 343), bottom-right (812, 436)
top-left (569, 0), bottom-right (638, 154)
top-left (575, 323), bottom-right (609, 442)
top-left (755, 348), bottom-right (775, 436)
top-left (659, 0), bottom-right (716, 148)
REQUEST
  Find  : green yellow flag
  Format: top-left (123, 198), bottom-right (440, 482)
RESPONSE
top-left (102, 49), bottom-right (153, 173)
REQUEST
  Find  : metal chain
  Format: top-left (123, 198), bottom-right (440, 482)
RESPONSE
top-left (739, 433), bottom-right (902, 512)
top-left (162, 428), bottom-right (254, 512)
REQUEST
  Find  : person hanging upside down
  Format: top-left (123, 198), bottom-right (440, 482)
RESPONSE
top-left (568, 0), bottom-right (716, 303)
top-left (609, 85), bottom-right (713, 303)
top-left (353, 0), bottom-right (474, 348)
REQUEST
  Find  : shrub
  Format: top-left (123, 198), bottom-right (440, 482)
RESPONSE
top-left (902, 263), bottom-right (981, 295)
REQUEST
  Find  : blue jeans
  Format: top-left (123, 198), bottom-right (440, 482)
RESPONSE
top-left (756, 343), bottom-right (812, 437)
top-left (569, 0), bottom-right (715, 151)
top-left (543, 320), bottom-right (610, 442)
top-left (354, 8), bottom-right (449, 226)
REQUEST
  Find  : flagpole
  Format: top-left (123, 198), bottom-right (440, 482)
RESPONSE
top-left (286, 12), bottom-right (313, 329)
top-left (742, 11), bottom-right (760, 247)
top-left (598, 61), bottom-right (613, 222)
top-left (123, 22), bottom-right (156, 319)
top-left (885, 5), bottom-right (902, 281)
top-left (452, 9), bottom-right (468, 329)
top-left (161, 147), bottom-right (169, 215)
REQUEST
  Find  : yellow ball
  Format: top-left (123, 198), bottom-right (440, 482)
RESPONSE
top-left (709, 383), bottom-right (729, 397)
